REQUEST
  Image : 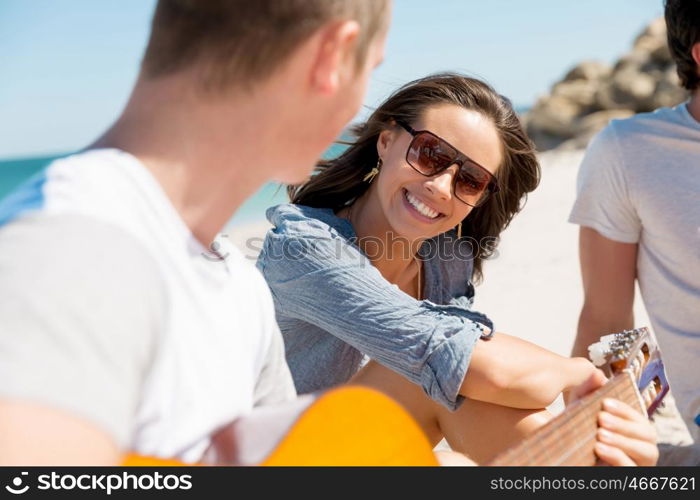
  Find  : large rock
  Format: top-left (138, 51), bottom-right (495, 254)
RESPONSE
top-left (551, 79), bottom-right (599, 109)
top-left (526, 95), bottom-right (583, 138)
top-left (650, 42), bottom-right (673, 65)
top-left (556, 110), bottom-right (635, 151)
top-left (635, 17), bottom-right (667, 44)
top-left (595, 67), bottom-right (657, 111)
top-left (524, 17), bottom-right (687, 152)
top-left (562, 61), bottom-right (612, 82)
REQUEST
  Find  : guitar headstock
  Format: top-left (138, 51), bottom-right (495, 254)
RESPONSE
top-left (588, 327), bottom-right (669, 417)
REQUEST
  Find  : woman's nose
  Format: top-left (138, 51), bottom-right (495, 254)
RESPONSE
top-left (425, 165), bottom-right (457, 200)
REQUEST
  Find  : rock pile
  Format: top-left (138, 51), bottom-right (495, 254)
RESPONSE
top-left (524, 18), bottom-right (689, 151)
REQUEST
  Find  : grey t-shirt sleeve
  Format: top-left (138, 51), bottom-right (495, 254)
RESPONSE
top-left (0, 214), bottom-right (166, 448)
top-left (569, 123), bottom-right (642, 243)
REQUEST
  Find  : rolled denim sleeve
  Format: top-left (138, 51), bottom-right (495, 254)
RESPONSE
top-left (257, 216), bottom-right (489, 411)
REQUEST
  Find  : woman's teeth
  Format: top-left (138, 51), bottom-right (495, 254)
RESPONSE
top-left (405, 190), bottom-right (440, 219)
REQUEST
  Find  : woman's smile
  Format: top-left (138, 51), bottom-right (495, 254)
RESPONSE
top-left (401, 188), bottom-right (446, 223)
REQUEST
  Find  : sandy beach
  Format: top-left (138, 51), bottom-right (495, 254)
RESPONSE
top-left (227, 149), bottom-right (692, 445)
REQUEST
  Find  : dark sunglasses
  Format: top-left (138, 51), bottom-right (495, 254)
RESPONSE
top-left (396, 120), bottom-right (499, 208)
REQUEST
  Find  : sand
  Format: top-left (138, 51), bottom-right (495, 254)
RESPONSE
top-left (226, 149), bottom-right (693, 447)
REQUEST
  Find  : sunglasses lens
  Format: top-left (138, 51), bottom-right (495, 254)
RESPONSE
top-left (407, 132), bottom-right (457, 175)
top-left (455, 163), bottom-right (491, 205)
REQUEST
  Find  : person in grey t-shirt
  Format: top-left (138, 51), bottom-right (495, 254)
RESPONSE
top-left (569, 0), bottom-right (700, 464)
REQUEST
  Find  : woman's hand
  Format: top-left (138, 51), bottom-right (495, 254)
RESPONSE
top-left (564, 362), bottom-right (607, 403)
top-left (594, 398), bottom-right (658, 466)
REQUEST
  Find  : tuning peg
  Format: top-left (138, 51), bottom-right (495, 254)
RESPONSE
top-left (588, 342), bottom-right (608, 367)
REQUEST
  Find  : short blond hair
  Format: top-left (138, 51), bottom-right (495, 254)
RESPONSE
top-left (142, 0), bottom-right (389, 89)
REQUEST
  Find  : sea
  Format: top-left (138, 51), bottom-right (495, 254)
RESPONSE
top-left (0, 141), bottom-right (349, 227)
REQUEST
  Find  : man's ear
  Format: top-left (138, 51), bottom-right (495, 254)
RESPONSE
top-left (310, 20), bottom-right (360, 95)
top-left (692, 41), bottom-right (700, 72)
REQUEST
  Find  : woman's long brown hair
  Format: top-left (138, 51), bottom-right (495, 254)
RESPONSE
top-left (288, 73), bottom-right (540, 283)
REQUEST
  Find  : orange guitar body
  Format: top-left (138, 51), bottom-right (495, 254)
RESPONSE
top-left (123, 386), bottom-right (438, 467)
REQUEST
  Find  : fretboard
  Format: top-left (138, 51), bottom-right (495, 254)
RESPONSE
top-left (489, 371), bottom-right (645, 466)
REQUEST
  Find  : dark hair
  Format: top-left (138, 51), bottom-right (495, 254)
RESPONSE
top-left (141, 0), bottom-right (389, 90)
top-left (665, 0), bottom-right (700, 91)
top-left (289, 73), bottom-right (541, 283)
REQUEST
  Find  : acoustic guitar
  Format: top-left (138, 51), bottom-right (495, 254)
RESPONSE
top-left (489, 327), bottom-right (668, 466)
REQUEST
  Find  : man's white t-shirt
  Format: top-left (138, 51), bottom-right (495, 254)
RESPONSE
top-left (0, 149), bottom-right (296, 462)
top-left (569, 103), bottom-right (700, 442)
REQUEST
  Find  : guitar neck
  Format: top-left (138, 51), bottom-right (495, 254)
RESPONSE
top-left (489, 372), bottom-right (645, 466)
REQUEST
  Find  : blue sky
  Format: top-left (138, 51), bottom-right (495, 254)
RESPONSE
top-left (0, 0), bottom-right (663, 159)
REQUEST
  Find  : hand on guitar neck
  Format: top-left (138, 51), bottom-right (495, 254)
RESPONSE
top-left (490, 328), bottom-right (661, 466)
top-left (566, 369), bottom-right (658, 466)
top-left (594, 398), bottom-right (658, 466)
top-left (575, 328), bottom-right (660, 466)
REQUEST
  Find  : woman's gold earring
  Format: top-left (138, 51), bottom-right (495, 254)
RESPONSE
top-left (363, 158), bottom-right (382, 183)
top-left (457, 222), bottom-right (462, 239)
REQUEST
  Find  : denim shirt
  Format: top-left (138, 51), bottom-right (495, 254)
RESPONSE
top-left (256, 203), bottom-right (494, 411)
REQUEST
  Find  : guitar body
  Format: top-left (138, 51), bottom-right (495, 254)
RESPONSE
top-left (123, 386), bottom-right (438, 466)
top-left (260, 386), bottom-right (437, 466)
